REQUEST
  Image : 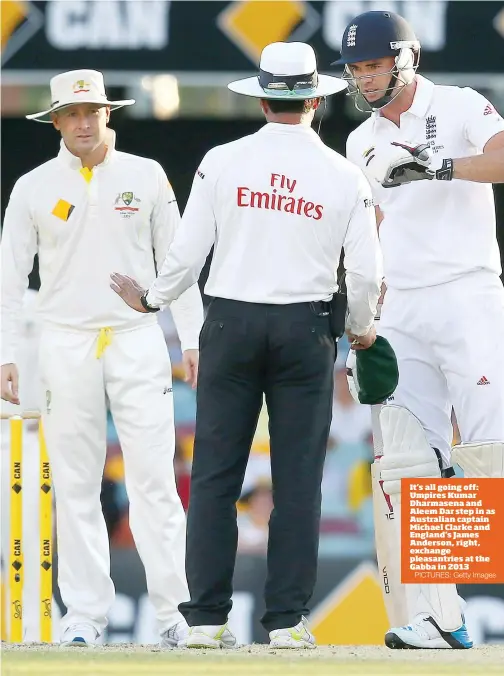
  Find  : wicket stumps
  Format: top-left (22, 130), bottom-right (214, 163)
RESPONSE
top-left (2, 411), bottom-right (53, 643)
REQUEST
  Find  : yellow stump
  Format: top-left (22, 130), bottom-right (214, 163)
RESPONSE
top-left (1, 579), bottom-right (7, 641)
top-left (9, 417), bottom-right (23, 642)
top-left (39, 422), bottom-right (52, 642)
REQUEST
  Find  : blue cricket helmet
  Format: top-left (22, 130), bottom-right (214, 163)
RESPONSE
top-left (331, 11), bottom-right (420, 112)
top-left (332, 11), bottom-right (420, 66)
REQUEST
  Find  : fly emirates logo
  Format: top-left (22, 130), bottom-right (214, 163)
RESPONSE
top-left (237, 173), bottom-right (324, 221)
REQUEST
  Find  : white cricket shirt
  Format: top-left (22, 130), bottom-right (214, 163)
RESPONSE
top-left (1, 130), bottom-right (203, 364)
top-left (147, 123), bottom-right (383, 336)
top-left (347, 75), bottom-right (504, 290)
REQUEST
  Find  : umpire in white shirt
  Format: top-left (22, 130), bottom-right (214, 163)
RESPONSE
top-left (1, 70), bottom-right (203, 647)
top-left (112, 42), bottom-right (383, 649)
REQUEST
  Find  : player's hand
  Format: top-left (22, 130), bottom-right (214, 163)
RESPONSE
top-left (182, 349), bottom-right (199, 389)
top-left (381, 141), bottom-right (434, 187)
top-left (110, 273), bottom-right (149, 312)
top-left (347, 325), bottom-right (377, 350)
top-left (366, 141), bottom-right (453, 188)
top-left (1, 363), bottom-right (20, 404)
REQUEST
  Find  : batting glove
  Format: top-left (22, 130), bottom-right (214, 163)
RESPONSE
top-left (382, 142), bottom-right (453, 187)
top-left (365, 141), bottom-right (453, 188)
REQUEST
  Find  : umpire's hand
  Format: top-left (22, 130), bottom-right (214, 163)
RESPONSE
top-left (110, 273), bottom-right (149, 312)
top-left (347, 325), bottom-right (376, 351)
top-left (183, 350), bottom-right (199, 389)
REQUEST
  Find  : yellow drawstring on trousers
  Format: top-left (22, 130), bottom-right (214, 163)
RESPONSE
top-left (95, 327), bottom-right (113, 359)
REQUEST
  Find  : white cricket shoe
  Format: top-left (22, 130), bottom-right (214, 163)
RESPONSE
top-left (385, 613), bottom-right (473, 649)
top-left (269, 616), bottom-right (316, 649)
top-left (182, 623), bottom-right (238, 649)
top-left (161, 619), bottom-right (190, 648)
top-left (60, 623), bottom-right (98, 648)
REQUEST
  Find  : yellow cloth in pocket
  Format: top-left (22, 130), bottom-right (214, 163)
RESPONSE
top-left (51, 199), bottom-right (74, 221)
top-left (96, 327), bottom-right (114, 359)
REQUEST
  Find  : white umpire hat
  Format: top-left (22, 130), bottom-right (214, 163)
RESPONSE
top-left (26, 69), bottom-right (135, 123)
top-left (228, 42), bottom-right (347, 100)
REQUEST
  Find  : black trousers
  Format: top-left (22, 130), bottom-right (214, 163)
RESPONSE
top-left (179, 298), bottom-right (336, 631)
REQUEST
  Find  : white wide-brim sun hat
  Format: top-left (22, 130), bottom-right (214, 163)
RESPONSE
top-left (26, 69), bottom-right (135, 123)
top-left (228, 42), bottom-right (347, 100)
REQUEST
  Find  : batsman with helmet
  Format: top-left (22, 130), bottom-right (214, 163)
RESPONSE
top-left (335, 10), bottom-right (504, 650)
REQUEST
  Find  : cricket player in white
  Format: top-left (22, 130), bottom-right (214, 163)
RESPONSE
top-left (1, 70), bottom-right (204, 647)
top-left (335, 11), bottom-right (504, 649)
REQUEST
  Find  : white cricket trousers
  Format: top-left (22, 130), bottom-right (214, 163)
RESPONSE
top-left (379, 271), bottom-right (504, 464)
top-left (379, 271), bottom-right (504, 631)
top-left (38, 322), bottom-right (188, 638)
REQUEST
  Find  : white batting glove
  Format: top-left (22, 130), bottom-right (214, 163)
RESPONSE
top-left (365, 141), bottom-right (453, 188)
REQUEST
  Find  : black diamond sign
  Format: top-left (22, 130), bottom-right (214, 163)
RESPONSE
top-left (12, 483), bottom-right (22, 494)
top-left (41, 561), bottom-right (52, 571)
top-left (12, 561), bottom-right (22, 571)
top-left (41, 483), bottom-right (51, 494)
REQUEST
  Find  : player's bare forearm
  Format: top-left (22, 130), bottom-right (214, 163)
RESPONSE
top-left (453, 148), bottom-right (504, 183)
top-left (378, 281), bottom-right (387, 305)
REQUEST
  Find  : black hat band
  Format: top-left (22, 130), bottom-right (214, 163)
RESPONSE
top-left (258, 69), bottom-right (318, 93)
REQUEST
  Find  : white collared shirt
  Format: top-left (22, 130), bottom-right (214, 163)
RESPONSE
top-left (1, 129), bottom-right (203, 364)
top-left (347, 75), bottom-right (504, 290)
top-left (147, 122), bottom-right (383, 336)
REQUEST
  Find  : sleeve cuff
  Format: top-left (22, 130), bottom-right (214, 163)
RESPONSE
top-left (1, 347), bottom-right (17, 366)
top-left (180, 340), bottom-right (200, 352)
top-left (145, 289), bottom-right (161, 309)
